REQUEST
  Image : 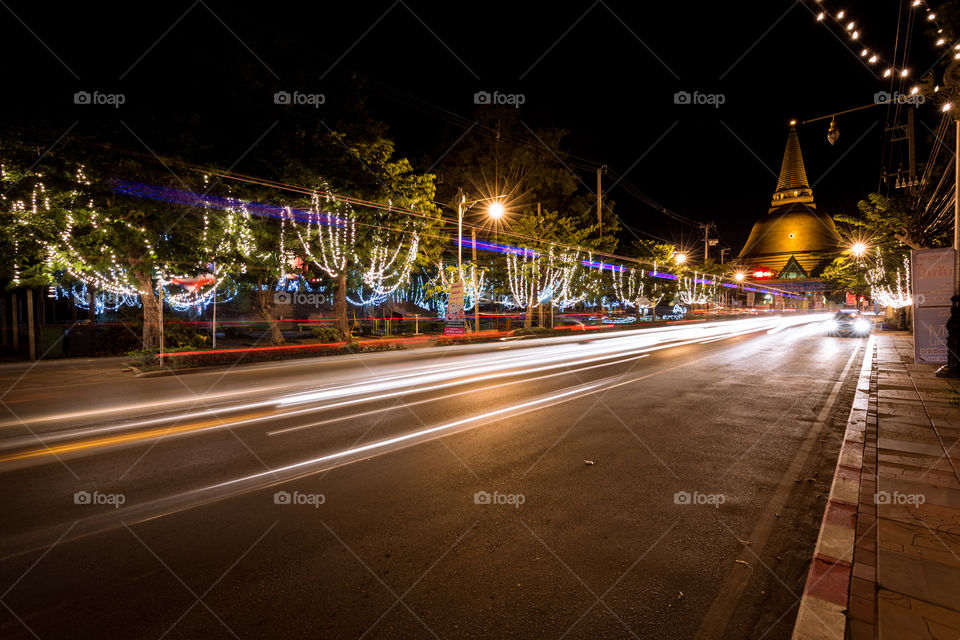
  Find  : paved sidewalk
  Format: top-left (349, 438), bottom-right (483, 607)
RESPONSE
top-left (794, 332), bottom-right (960, 639)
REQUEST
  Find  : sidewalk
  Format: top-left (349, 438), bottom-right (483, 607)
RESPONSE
top-left (793, 332), bottom-right (960, 639)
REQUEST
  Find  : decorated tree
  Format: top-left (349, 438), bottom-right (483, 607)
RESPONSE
top-left (499, 210), bottom-right (595, 327)
top-left (0, 144), bottom-right (204, 349)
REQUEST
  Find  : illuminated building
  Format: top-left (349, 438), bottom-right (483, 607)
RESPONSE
top-left (737, 124), bottom-right (841, 305)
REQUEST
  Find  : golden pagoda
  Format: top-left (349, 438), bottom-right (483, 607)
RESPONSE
top-left (738, 124), bottom-right (841, 278)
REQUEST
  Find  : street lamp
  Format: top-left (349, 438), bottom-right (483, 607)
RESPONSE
top-left (734, 271), bottom-right (746, 282)
top-left (457, 190), bottom-right (505, 276)
top-left (674, 252), bottom-right (687, 265)
top-left (850, 241), bottom-right (868, 310)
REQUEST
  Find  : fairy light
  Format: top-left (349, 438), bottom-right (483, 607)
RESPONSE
top-left (869, 253), bottom-right (911, 309)
top-left (678, 271), bottom-right (717, 305)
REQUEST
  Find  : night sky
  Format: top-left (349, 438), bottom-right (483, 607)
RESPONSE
top-left (3, 0), bottom-right (950, 254)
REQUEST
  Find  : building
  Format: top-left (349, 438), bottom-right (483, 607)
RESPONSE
top-left (738, 124), bottom-right (842, 305)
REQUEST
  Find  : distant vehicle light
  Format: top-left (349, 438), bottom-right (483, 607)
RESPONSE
top-left (753, 268), bottom-right (774, 279)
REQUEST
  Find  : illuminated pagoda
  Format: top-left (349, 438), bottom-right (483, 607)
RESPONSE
top-left (738, 123), bottom-right (841, 304)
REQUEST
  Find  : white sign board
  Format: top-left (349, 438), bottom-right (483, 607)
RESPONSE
top-left (911, 248), bottom-right (956, 364)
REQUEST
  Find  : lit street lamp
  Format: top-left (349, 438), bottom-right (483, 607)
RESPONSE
top-left (674, 252), bottom-right (687, 265)
top-left (850, 241), bottom-right (868, 309)
top-left (456, 190), bottom-right (505, 277)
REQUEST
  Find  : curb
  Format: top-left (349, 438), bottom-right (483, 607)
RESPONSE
top-left (792, 334), bottom-right (875, 640)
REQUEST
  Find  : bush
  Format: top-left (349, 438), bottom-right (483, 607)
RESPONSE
top-left (126, 349), bottom-right (158, 368)
top-left (94, 323), bottom-right (144, 355)
top-left (162, 318), bottom-right (208, 349)
top-left (311, 326), bottom-right (340, 343)
top-left (512, 326), bottom-right (555, 337)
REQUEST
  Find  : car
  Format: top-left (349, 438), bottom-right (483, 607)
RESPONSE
top-left (827, 310), bottom-right (871, 337)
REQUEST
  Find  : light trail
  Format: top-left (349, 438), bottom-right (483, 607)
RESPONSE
top-left (210, 378), bottom-right (611, 492)
top-left (0, 314), bottom-right (830, 463)
top-left (0, 315), bottom-right (825, 432)
top-left (266, 353), bottom-right (652, 436)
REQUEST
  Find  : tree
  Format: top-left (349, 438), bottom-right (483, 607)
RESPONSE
top-left (0, 143), bottom-right (203, 350)
top-left (434, 108), bottom-right (620, 254)
top-left (499, 210), bottom-right (596, 327)
top-left (837, 192), bottom-right (951, 252)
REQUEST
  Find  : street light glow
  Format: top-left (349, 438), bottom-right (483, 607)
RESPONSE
top-left (674, 253), bottom-right (687, 265)
top-left (488, 201), bottom-right (505, 219)
top-left (851, 242), bottom-right (867, 257)
top-left (734, 271), bottom-right (746, 282)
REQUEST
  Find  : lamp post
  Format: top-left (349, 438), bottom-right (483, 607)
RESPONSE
top-left (456, 190), bottom-right (504, 276)
top-left (455, 190), bottom-right (505, 332)
top-left (851, 242), bottom-right (867, 310)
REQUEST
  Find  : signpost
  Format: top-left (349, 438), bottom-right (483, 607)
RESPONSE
top-left (444, 281), bottom-right (466, 337)
top-left (912, 248), bottom-right (956, 364)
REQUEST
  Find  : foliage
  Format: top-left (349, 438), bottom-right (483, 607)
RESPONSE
top-left (838, 192), bottom-right (952, 253)
top-left (311, 325), bottom-right (341, 343)
top-left (434, 107), bottom-right (618, 253)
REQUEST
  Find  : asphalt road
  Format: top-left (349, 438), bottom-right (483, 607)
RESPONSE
top-left (0, 315), bottom-right (866, 639)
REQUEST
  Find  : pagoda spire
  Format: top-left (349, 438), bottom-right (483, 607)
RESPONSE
top-left (769, 123), bottom-right (815, 212)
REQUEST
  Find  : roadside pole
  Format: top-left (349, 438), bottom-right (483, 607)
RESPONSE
top-left (212, 264), bottom-right (217, 349)
top-left (159, 283), bottom-right (164, 363)
top-left (937, 117), bottom-right (960, 377)
top-left (26, 289), bottom-right (35, 361)
top-left (472, 229), bottom-right (479, 332)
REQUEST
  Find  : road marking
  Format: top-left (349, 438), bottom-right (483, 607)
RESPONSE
top-left (691, 339), bottom-right (864, 640)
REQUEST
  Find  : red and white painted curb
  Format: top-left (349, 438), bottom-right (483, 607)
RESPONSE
top-left (792, 335), bottom-right (874, 640)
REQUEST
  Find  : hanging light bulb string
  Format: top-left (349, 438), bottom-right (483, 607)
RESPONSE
top-left (807, 0), bottom-right (957, 89)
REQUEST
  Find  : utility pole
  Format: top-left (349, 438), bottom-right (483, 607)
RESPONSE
top-left (596, 165), bottom-right (607, 236)
top-left (211, 263), bottom-right (217, 349)
top-left (937, 117), bottom-right (960, 377)
top-left (472, 228), bottom-right (479, 333)
top-left (26, 289), bottom-right (35, 361)
top-left (456, 188), bottom-right (465, 278)
top-left (701, 222), bottom-right (716, 262)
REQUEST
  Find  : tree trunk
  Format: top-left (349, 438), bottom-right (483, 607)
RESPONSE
top-left (134, 272), bottom-right (161, 350)
top-left (255, 282), bottom-right (285, 345)
top-left (524, 300), bottom-right (534, 328)
top-left (335, 270), bottom-right (350, 341)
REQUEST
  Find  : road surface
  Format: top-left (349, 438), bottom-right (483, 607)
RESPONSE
top-left (0, 316), bottom-right (866, 639)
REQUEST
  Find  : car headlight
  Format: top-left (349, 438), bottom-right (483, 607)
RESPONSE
top-left (855, 319), bottom-right (870, 332)
top-left (827, 320), bottom-right (839, 331)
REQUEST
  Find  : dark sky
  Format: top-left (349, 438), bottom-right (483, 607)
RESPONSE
top-left (2, 0), bottom-right (950, 255)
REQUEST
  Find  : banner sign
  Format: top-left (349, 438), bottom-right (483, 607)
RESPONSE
top-left (911, 248), bottom-right (955, 364)
top-left (444, 281), bottom-right (466, 336)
